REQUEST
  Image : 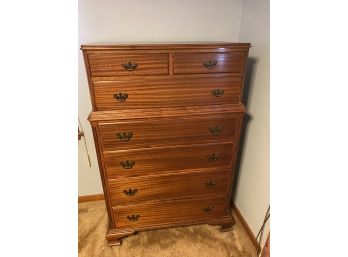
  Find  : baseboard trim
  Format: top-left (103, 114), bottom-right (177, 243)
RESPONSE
top-left (78, 194), bottom-right (104, 203)
top-left (232, 203), bottom-right (261, 253)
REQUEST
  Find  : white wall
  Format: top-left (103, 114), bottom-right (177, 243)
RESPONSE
top-left (78, 0), bottom-right (244, 195)
top-left (234, 0), bottom-right (270, 244)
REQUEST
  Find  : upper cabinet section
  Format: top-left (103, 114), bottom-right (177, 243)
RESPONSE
top-left (81, 43), bottom-right (250, 111)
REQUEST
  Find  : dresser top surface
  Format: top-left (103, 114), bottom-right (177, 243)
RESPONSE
top-left (81, 42), bottom-right (251, 50)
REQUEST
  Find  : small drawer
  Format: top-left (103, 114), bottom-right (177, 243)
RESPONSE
top-left (93, 76), bottom-right (242, 111)
top-left (173, 52), bottom-right (246, 75)
top-left (99, 113), bottom-right (243, 151)
top-left (87, 53), bottom-right (169, 77)
top-left (109, 170), bottom-right (230, 205)
top-left (103, 142), bottom-right (235, 178)
top-left (113, 196), bottom-right (226, 229)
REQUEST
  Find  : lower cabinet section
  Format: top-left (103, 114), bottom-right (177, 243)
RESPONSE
top-left (113, 196), bottom-right (228, 229)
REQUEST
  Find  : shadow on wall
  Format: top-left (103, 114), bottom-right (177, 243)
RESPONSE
top-left (231, 57), bottom-right (258, 203)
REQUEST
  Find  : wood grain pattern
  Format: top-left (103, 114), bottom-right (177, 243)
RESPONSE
top-left (173, 52), bottom-right (246, 75)
top-left (93, 75), bottom-right (242, 110)
top-left (88, 53), bottom-right (169, 77)
top-left (91, 126), bottom-right (116, 227)
top-left (98, 113), bottom-right (243, 151)
top-left (82, 42), bottom-right (251, 245)
top-left (113, 196), bottom-right (227, 229)
top-left (109, 169), bottom-right (231, 205)
top-left (89, 103), bottom-right (245, 123)
top-left (103, 142), bottom-right (235, 178)
top-left (82, 50), bottom-right (98, 110)
top-left (81, 42), bottom-right (251, 51)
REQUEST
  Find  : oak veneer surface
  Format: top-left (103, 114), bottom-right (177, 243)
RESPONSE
top-left (99, 113), bottom-right (242, 151)
top-left (113, 196), bottom-right (227, 229)
top-left (93, 75), bottom-right (242, 110)
top-left (88, 53), bottom-right (169, 77)
top-left (81, 42), bottom-right (250, 50)
top-left (109, 169), bottom-right (230, 205)
top-left (82, 42), bottom-right (250, 246)
top-left (173, 52), bottom-right (246, 75)
top-left (104, 142), bottom-right (235, 178)
top-left (88, 103), bottom-right (246, 122)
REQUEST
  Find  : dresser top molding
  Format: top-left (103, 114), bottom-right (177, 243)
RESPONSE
top-left (81, 42), bottom-right (251, 51)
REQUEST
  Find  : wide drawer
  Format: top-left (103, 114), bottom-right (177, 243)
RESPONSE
top-left (113, 196), bottom-right (226, 229)
top-left (99, 113), bottom-right (242, 151)
top-left (173, 52), bottom-right (246, 75)
top-left (109, 169), bottom-right (231, 205)
top-left (93, 76), bottom-right (242, 110)
top-left (103, 142), bottom-right (235, 178)
top-left (87, 53), bottom-right (169, 77)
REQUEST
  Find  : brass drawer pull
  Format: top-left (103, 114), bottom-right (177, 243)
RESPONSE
top-left (204, 180), bottom-right (217, 188)
top-left (116, 132), bottom-right (133, 141)
top-left (209, 126), bottom-right (223, 135)
top-left (127, 214), bottom-right (140, 221)
top-left (202, 206), bottom-right (214, 213)
top-left (203, 60), bottom-right (217, 69)
top-left (207, 153), bottom-right (220, 161)
top-left (122, 62), bottom-right (138, 71)
top-left (211, 89), bottom-right (224, 97)
top-left (120, 160), bottom-right (135, 169)
top-left (113, 92), bottom-right (128, 102)
top-left (123, 188), bottom-right (138, 196)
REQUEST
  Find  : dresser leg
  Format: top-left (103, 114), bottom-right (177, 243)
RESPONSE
top-left (106, 228), bottom-right (135, 247)
top-left (208, 215), bottom-right (235, 232)
top-left (219, 214), bottom-right (235, 232)
top-left (220, 221), bottom-right (235, 232)
top-left (107, 239), bottom-right (122, 246)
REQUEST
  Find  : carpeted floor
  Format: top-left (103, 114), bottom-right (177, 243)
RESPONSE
top-left (79, 200), bottom-right (257, 257)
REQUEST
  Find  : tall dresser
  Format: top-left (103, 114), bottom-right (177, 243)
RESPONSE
top-left (81, 42), bottom-right (250, 246)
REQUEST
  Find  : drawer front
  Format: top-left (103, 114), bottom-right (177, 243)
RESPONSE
top-left (93, 76), bottom-right (242, 110)
top-left (109, 170), bottom-right (230, 205)
top-left (99, 114), bottom-right (242, 151)
top-left (113, 196), bottom-right (226, 229)
top-left (87, 53), bottom-right (169, 77)
top-left (104, 142), bottom-right (235, 178)
top-left (173, 52), bottom-right (246, 75)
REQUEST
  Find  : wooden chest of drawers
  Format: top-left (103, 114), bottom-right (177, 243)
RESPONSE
top-left (81, 42), bottom-right (250, 246)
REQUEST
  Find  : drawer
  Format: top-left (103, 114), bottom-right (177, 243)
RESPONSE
top-left (173, 52), bottom-right (246, 75)
top-left (87, 53), bottom-right (169, 77)
top-left (99, 113), bottom-right (242, 151)
top-left (103, 142), bottom-right (235, 178)
top-left (109, 169), bottom-right (230, 205)
top-left (93, 76), bottom-right (242, 110)
top-left (113, 196), bottom-right (226, 229)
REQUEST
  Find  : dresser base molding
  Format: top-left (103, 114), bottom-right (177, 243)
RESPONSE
top-left (106, 215), bottom-right (234, 246)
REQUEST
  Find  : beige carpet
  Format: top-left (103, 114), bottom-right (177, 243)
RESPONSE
top-left (79, 200), bottom-right (257, 257)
